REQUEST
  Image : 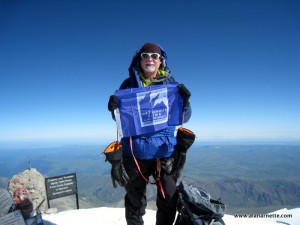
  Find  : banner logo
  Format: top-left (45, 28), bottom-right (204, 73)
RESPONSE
top-left (137, 88), bottom-right (168, 127)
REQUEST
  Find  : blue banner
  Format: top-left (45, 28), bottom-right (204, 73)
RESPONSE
top-left (115, 83), bottom-right (183, 137)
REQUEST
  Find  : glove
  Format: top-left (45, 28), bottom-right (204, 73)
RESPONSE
top-left (108, 95), bottom-right (119, 112)
top-left (177, 84), bottom-right (191, 107)
top-left (171, 149), bottom-right (187, 179)
top-left (111, 160), bottom-right (130, 188)
top-left (176, 127), bottom-right (196, 153)
top-left (104, 141), bottom-right (129, 188)
top-left (160, 157), bottom-right (174, 174)
top-left (161, 128), bottom-right (195, 178)
top-left (161, 148), bottom-right (186, 179)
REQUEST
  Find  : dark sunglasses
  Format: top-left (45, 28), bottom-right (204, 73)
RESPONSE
top-left (140, 52), bottom-right (161, 60)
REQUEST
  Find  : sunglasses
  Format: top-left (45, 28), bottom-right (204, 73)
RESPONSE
top-left (140, 52), bottom-right (161, 60)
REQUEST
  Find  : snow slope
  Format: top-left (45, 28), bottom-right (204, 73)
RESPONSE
top-left (42, 207), bottom-right (300, 225)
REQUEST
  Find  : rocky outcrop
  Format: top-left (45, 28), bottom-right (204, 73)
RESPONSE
top-left (7, 168), bottom-right (48, 218)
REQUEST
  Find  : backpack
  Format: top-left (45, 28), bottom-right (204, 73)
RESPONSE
top-left (175, 181), bottom-right (226, 225)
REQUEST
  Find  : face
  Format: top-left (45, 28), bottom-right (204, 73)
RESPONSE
top-left (140, 52), bottom-right (161, 78)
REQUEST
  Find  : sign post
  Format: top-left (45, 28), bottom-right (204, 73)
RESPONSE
top-left (45, 173), bottom-right (79, 209)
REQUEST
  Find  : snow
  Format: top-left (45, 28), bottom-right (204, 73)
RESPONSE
top-left (42, 207), bottom-right (300, 225)
top-left (42, 207), bottom-right (155, 225)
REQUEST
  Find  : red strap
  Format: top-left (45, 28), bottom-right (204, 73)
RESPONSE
top-left (129, 136), bottom-right (155, 184)
top-left (129, 136), bottom-right (166, 198)
top-left (156, 158), bottom-right (166, 199)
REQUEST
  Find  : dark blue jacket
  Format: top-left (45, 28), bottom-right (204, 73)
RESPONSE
top-left (118, 48), bottom-right (192, 159)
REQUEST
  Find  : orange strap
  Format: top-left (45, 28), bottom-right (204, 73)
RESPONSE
top-left (129, 136), bottom-right (153, 183)
top-left (129, 136), bottom-right (166, 198)
top-left (155, 158), bottom-right (166, 199)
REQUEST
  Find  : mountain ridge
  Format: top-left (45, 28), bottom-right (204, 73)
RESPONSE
top-left (1, 144), bottom-right (300, 214)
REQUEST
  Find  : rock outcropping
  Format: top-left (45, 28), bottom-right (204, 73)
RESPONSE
top-left (7, 168), bottom-right (48, 218)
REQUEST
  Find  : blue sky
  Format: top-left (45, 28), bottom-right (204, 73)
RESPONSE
top-left (0, 0), bottom-right (299, 145)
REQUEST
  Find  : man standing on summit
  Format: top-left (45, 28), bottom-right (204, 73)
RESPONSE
top-left (106, 42), bottom-right (193, 225)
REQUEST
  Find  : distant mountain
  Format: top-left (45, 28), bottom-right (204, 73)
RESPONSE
top-left (1, 144), bottom-right (300, 214)
top-left (89, 175), bottom-right (300, 214)
top-left (197, 178), bottom-right (300, 214)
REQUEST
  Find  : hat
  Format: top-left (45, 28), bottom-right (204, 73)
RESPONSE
top-left (139, 43), bottom-right (161, 55)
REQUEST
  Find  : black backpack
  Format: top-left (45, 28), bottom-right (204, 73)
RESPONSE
top-left (175, 181), bottom-right (226, 225)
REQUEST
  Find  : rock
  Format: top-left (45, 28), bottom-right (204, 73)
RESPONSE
top-left (7, 168), bottom-right (48, 218)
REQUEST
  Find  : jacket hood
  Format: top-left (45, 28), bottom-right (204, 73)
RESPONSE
top-left (128, 44), bottom-right (171, 88)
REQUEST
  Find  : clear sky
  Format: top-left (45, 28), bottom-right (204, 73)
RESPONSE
top-left (0, 0), bottom-right (299, 145)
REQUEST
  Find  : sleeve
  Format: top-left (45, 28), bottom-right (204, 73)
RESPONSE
top-left (183, 101), bottom-right (192, 123)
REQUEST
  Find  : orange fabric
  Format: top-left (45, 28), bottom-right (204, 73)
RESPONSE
top-left (178, 127), bottom-right (194, 134)
top-left (104, 141), bottom-right (122, 154)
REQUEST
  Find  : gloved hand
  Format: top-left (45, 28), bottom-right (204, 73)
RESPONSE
top-left (111, 160), bottom-right (130, 188)
top-left (160, 157), bottom-right (174, 174)
top-left (161, 128), bottom-right (195, 179)
top-left (161, 148), bottom-right (186, 179)
top-left (171, 149), bottom-right (187, 179)
top-left (177, 84), bottom-right (191, 107)
top-left (104, 141), bottom-right (129, 188)
top-left (108, 95), bottom-right (119, 112)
